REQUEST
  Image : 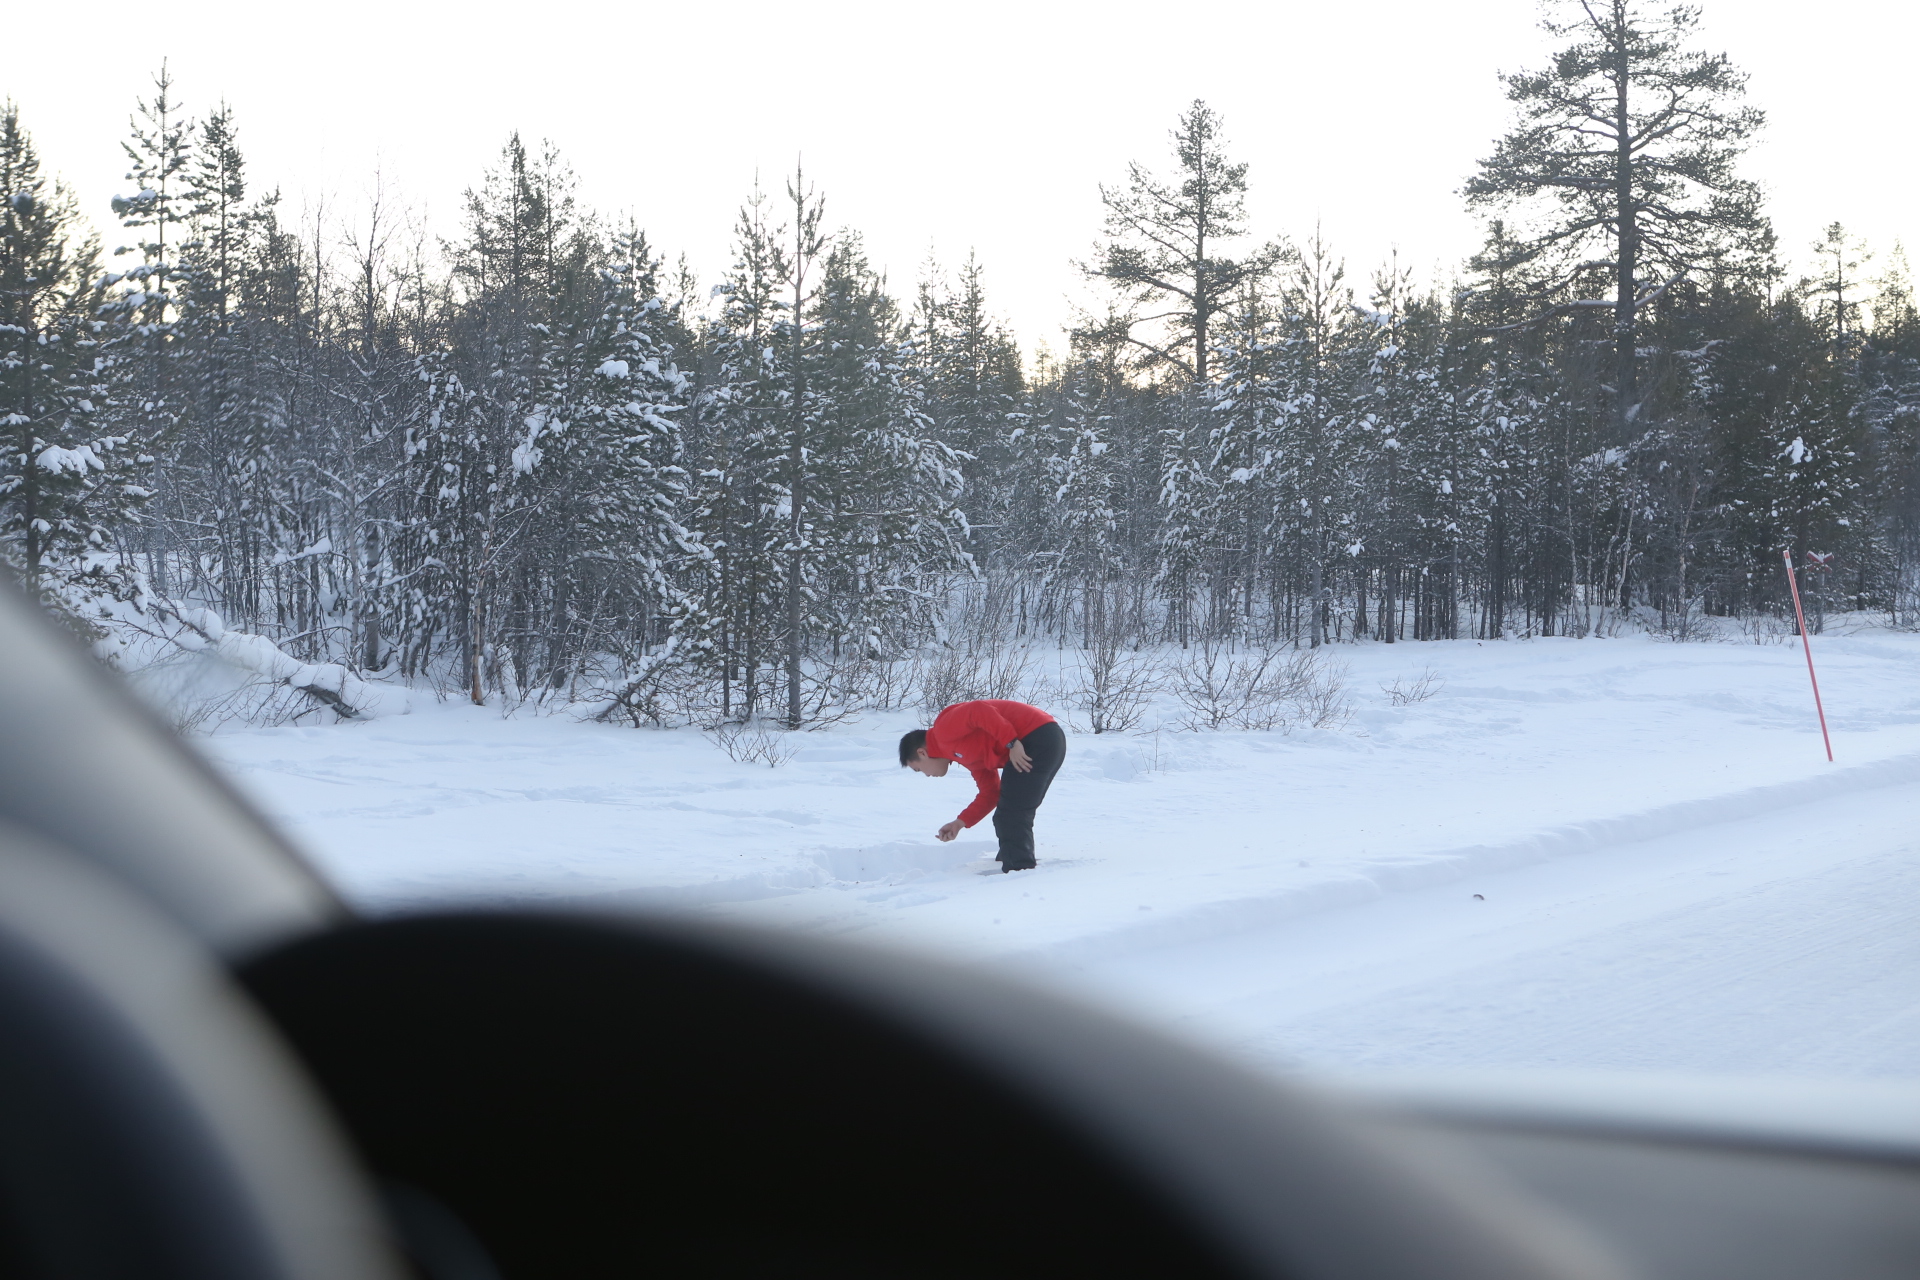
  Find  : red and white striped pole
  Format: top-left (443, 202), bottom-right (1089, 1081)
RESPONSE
top-left (1782, 549), bottom-right (1834, 763)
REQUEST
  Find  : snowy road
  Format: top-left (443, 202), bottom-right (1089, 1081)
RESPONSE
top-left (1052, 780), bottom-right (1920, 1078)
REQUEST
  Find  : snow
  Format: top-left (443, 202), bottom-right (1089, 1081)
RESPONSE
top-left (36, 444), bottom-right (104, 474)
top-left (195, 629), bottom-right (1920, 1079)
top-left (269, 538), bottom-right (333, 566)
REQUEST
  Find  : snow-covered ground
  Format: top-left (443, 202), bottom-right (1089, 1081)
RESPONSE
top-left (196, 630), bottom-right (1920, 1079)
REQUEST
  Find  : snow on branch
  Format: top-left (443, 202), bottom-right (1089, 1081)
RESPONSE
top-left (152, 604), bottom-right (406, 721)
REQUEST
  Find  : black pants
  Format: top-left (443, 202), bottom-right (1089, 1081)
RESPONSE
top-left (991, 721), bottom-right (1066, 870)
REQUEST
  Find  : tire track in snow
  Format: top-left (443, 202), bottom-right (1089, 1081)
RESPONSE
top-left (1021, 746), bottom-right (1920, 966)
top-left (1251, 843), bottom-right (1920, 1074)
top-left (1057, 786), bottom-right (1920, 1077)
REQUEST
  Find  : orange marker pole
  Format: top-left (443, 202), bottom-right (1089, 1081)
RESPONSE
top-left (1782, 549), bottom-right (1834, 762)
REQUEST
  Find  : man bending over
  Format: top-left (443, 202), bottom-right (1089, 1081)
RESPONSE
top-left (900, 699), bottom-right (1066, 873)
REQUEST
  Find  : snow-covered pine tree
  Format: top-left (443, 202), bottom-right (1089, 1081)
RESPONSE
top-left (691, 214), bottom-right (967, 723)
top-left (917, 252), bottom-right (1021, 532)
top-left (1040, 358), bottom-right (1123, 643)
top-left (991, 375), bottom-right (1058, 629)
top-left (680, 185), bottom-right (796, 719)
top-left (252, 191), bottom-right (355, 660)
top-left (172, 102), bottom-right (282, 630)
top-left (1156, 387), bottom-right (1215, 647)
top-left (1202, 287), bottom-right (1290, 640)
top-left (409, 134), bottom-right (601, 702)
top-left (1349, 257), bottom-right (1485, 641)
top-left (1458, 219), bottom-right (1562, 636)
top-left (517, 236), bottom-right (697, 695)
top-left (326, 179), bottom-right (431, 672)
top-left (1270, 228), bottom-right (1366, 646)
top-left (106, 64), bottom-right (193, 596)
top-left (802, 235), bottom-right (965, 669)
top-left (402, 350), bottom-right (484, 687)
top-left (1857, 246), bottom-right (1920, 620)
top-left (771, 166), bottom-right (828, 727)
top-left (0, 104), bottom-right (143, 626)
top-left (1347, 259), bottom-right (1413, 641)
top-left (1752, 321), bottom-right (1868, 629)
top-left (697, 176), bottom-right (968, 726)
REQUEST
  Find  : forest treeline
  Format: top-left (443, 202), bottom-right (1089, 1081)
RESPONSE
top-left (6, 0), bottom-right (1920, 727)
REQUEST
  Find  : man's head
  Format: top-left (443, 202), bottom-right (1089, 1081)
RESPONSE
top-left (898, 729), bottom-right (950, 776)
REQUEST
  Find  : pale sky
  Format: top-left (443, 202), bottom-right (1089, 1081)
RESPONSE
top-left (3, 0), bottom-right (1911, 356)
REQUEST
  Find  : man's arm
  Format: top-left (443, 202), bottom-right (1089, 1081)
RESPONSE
top-left (935, 766), bottom-right (999, 842)
top-left (956, 765), bottom-right (1001, 828)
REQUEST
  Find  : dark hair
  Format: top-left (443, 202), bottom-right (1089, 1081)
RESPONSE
top-left (898, 728), bottom-right (929, 766)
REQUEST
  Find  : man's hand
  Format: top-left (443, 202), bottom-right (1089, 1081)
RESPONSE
top-left (937, 819), bottom-right (964, 843)
top-left (1008, 739), bottom-right (1033, 772)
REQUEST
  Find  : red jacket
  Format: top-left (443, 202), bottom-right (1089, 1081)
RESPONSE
top-left (925, 699), bottom-right (1057, 827)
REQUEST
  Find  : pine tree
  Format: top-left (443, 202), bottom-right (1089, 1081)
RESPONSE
top-left (1273, 229), bottom-right (1365, 646)
top-left (417, 133), bottom-right (604, 702)
top-left (1861, 250), bottom-right (1920, 620)
top-left (1204, 288), bottom-right (1290, 640)
top-left (0, 105), bottom-right (142, 620)
top-left (917, 252), bottom-right (1021, 566)
top-left (1465, 0), bottom-right (1770, 433)
top-left (328, 178), bottom-right (429, 671)
top-left (1082, 100), bottom-right (1277, 384)
top-left (774, 166), bottom-right (827, 726)
top-left (684, 184), bottom-right (796, 719)
top-left (516, 246), bottom-right (695, 692)
top-left (1156, 389), bottom-right (1216, 647)
top-left (1807, 222), bottom-right (1871, 356)
top-left (1042, 358), bottom-right (1121, 643)
top-left (175, 101), bottom-right (278, 627)
top-left (107, 64), bottom-right (194, 594)
top-left (811, 238), bottom-right (966, 662)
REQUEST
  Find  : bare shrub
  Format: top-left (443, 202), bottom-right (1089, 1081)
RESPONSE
top-left (591, 657), bottom-right (720, 728)
top-left (1381, 666), bottom-right (1445, 706)
top-left (914, 645), bottom-right (974, 716)
top-left (972, 642), bottom-right (1038, 702)
top-left (595, 646), bottom-right (905, 732)
top-left (1062, 638), bottom-right (1161, 734)
top-left (1655, 599), bottom-right (1720, 643)
top-left (183, 679), bottom-right (323, 731)
top-left (1736, 612), bottom-right (1796, 646)
top-left (1167, 640), bottom-right (1273, 731)
top-left (705, 718), bottom-right (798, 767)
top-left (1135, 722), bottom-right (1171, 772)
top-left (133, 652), bottom-right (327, 733)
top-left (1169, 641), bottom-right (1348, 732)
top-left (790, 654), bottom-right (872, 729)
top-left (1285, 653), bottom-right (1352, 730)
top-left (915, 588), bottom-right (1036, 717)
top-left (856, 655), bottom-right (916, 711)
top-left (917, 642), bottom-right (1035, 717)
